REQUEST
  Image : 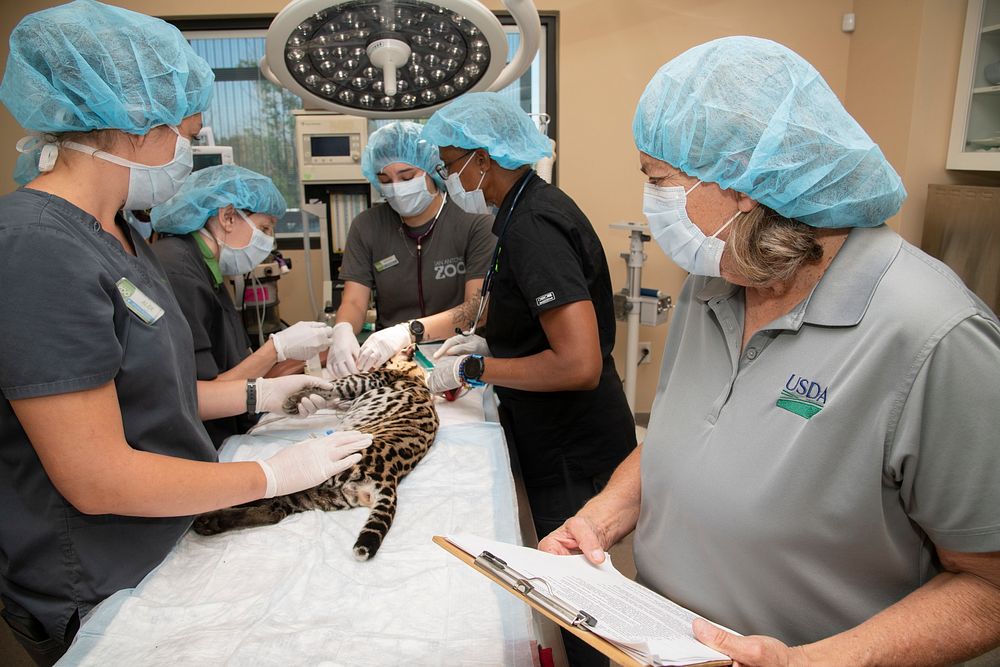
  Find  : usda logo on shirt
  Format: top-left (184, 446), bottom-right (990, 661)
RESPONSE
top-left (777, 373), bottom-right (828, 419)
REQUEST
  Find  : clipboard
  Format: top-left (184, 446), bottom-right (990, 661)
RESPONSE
top-left (433, 536), bottom-right (731, 667)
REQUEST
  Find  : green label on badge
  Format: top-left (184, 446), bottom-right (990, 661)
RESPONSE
top-left (374, 254), bottom-right (399, 272)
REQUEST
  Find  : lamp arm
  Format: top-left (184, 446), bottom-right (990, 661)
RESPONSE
top-left (487, 0), bottom-right (541, 92)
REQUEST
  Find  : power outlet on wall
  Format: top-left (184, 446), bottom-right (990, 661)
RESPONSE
top-left (639, 341), bottom-right (652, 365)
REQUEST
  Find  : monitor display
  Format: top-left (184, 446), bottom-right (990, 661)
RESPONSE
top-left (193, 152), bottom-right (224, 171)
top-left (310, 135), bottom-right (351, 157)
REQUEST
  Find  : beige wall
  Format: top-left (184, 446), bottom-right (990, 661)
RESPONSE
top-left (0, 0), bottom-right (989, 411)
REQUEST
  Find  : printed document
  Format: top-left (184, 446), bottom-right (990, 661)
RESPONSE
top-left (445, 534), bottom-right (733, 666)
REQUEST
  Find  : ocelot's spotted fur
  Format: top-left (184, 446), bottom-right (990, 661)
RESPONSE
top-left (192, 358), bottom-right (439, 560)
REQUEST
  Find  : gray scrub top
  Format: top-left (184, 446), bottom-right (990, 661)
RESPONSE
top-left (634, 225), bottom-right (1000, 646)
top-left (338, 199), bottom-right (494, 329)
top-left (0, 189), bottom-right (217, 640)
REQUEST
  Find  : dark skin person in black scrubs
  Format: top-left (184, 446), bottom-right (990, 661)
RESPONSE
top-left (357, 93), bottom-right (635, 667)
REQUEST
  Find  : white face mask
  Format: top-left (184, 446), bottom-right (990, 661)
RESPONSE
top-left (444, 153), bottom-right (489, 215)
top-left (209, 210), bottom-right (275, 276)
top-left (381, 174), bottom-right (435, 217)
top-left (62, 126), bottom-right (193, 210)
top-left (643, 181), bottom-right (737, 277)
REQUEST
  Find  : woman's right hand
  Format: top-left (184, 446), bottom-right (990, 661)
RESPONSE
top-left (537, 515), bottom-right (608, 564)
top-left (326, 322), bottom-right (361, 377)
top-left (256, 430), bottom-right (372, 498)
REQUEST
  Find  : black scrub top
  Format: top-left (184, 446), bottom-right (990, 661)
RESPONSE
top-left (0, 188), bottom-right (217, 641)
top-left (485, 173), bottom-right (636, 487)
top-left (151, 233), bottom-right (256, 447)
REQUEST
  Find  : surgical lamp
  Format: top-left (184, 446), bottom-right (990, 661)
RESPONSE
top-left (261, 0), bottom-right (541, 118)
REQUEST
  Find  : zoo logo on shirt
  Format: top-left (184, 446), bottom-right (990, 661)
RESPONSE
top-left (776, 373), bottom-right (828, 419)
top-left (433, 256), bottom-right (466, 279)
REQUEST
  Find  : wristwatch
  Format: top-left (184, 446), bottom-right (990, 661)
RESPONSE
top-left (459, 354), bottom-right (486, 388)
top-left (408, 319), bottom-right (425, 344)
top-left (246, 378), bottom-right (258, 415)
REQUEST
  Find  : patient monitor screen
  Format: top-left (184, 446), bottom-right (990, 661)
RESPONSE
top-left (310, 135), bottom-right (351, 157)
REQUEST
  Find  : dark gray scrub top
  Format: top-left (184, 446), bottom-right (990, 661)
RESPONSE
top-left (338, 199), bottom-right (494, 329)
top-left (151, 233), bottom-right (255, 447)
top-left (634, 225), bottom-right (1000, 646)
top-left (0, 188), bottom-right (217, 641)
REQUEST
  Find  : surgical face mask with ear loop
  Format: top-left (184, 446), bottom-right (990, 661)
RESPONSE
top-left (208, 210), bottom-right (275, 276)
top-left (381, 174), bottom-right (435, 217)
top-left (643, 181), bottom-right (738, 277)
top-left (444, 153), bottom-right (489, 215)
top-left (61, 126), bottom-right (193, 210)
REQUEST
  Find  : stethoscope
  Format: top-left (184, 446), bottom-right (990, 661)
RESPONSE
top-left (458, 170), bottom-right (534, 337)
top-left (401, 192), bottom-right (447, 317)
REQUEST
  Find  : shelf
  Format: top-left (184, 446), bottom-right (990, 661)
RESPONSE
top-left (974, 85), bottom-right (1000, 93)
top-left (983, 23), bottom-right (1000, 32)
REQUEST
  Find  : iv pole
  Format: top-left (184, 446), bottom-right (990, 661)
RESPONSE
top-left (613, 222), bottom-right (650, 412)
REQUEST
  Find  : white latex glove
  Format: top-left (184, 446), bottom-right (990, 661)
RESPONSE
top-left (426, 354), bottom-right (468, 394)
top-left (433, 333), bottom-right (490, 359)
top-left (256, 430), bottom-right (372, 498)
top-left (297, 393), bottom-right (337, 417)
top-left (356, 323), bottom-right (411, 372)
top-left (271, 321), bottom-right (337, 362)
top-left (255, 375), bottom-right (333, 415)
top-left (326, 322), bottom-right (361, 378)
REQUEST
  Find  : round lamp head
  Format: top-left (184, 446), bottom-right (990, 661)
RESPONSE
top-left (264, 0), bottom-right (510, 118)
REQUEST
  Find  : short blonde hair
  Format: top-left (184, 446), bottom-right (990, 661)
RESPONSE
top-left (726, 206), bottom-right (823, 285)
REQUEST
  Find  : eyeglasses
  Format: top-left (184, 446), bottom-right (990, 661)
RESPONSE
top-left (434, 150), bottom-right (474, 180)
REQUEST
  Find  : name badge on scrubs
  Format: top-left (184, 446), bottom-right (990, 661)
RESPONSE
top-left (116, 277), bottom-right (164, 324)
top-left (374, 254), bottom-right (399, 272)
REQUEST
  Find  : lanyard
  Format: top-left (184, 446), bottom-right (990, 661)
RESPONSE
top-left (461, 171), bottom-right (534, 336)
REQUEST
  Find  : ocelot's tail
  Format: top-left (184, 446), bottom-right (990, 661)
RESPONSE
top-left (353, 485), bottom-right (397, 561)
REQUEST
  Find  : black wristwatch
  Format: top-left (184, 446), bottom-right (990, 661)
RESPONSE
top-left (246, 379), bottom-right (258, 415)
top-left (459, 354), bottom-right (486, 388)
top-left (408, 319), bottom-right (425, 343)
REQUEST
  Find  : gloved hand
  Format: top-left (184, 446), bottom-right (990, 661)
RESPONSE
top-left (255, 375), bottom-right (333, 414)
top-left (296, 393), bottom-right (339, 417)
top-left (271, 321), bottom-right (337, 362)
top-left (256, 430), bottom-right (372, 498)
top-left (326, 322), bottom-right (361, 377)
top-left (426, 354), bottom-right (468, 394)
top-left (356, 323), bottom-right (411, 372)
top-left (433, 333), bottom-right (490, 359)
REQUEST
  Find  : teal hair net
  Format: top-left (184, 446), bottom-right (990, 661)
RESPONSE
top-left (361, 121), bottom-right (444, 194)
top-left (422, 92), bottom-right (552, 170)
top-left (0, 0), bottom-right (214, 135)
top-left (150, 165), bottom-right (287, 235)
top-left (633, 36), bottom-right (905, 228)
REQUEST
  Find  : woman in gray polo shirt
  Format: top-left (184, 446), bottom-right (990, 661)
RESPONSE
top-left (0, 4), bottom-right (369, 664)
top-left (541, 37), bottom-right (1000, 665)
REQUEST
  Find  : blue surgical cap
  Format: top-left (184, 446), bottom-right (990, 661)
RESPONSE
top-left (361, 121), bottom-right (444, 194)
top-left (150, 165), bottom-right (287, 235)
top-left (0, 0), bottom-right (214, 135)
top-left (422, 93), bottom-right (552, 170)
top-left (633, 36), bottom-right (905, 228)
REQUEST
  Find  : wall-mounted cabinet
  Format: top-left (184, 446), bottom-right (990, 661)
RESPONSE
top-left (948, 0), bottom-right (1000, 170)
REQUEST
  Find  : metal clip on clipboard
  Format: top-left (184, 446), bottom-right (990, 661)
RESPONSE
top-left (474, 551), bottom-right (598, 630)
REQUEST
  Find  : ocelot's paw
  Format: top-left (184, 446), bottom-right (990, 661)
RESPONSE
top-left (192, 512), bottom-right (227, 536)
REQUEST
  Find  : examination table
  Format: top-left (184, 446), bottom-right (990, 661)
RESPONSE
top-left (57, 388), bottom-right (542, 666)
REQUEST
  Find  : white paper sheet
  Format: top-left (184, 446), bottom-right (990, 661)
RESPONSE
top-left (447, 534), bottom-right (732, 666)
top-left (59, 394), bottom-right (534, 666)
